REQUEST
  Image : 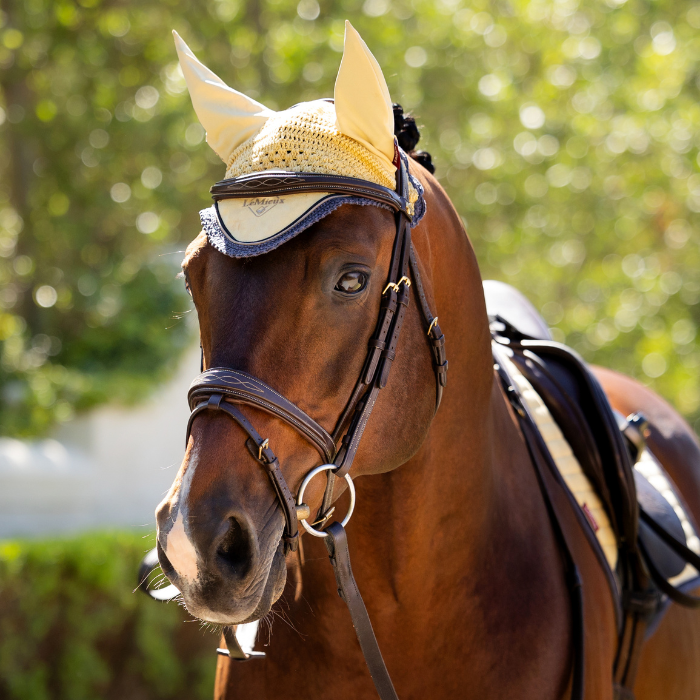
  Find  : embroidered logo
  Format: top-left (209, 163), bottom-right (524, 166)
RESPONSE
top-left (243, 197), bottom-right (284, 217)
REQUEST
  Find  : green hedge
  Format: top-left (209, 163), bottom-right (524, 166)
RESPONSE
top-left (0, 531), bottom-right (217, 700)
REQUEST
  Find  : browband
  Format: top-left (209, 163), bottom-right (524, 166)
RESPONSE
top-left (210, 172), bottom-right (413, 218)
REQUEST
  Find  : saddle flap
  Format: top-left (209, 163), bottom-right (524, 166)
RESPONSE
top-left (635, 470), bottom-right (687, 580)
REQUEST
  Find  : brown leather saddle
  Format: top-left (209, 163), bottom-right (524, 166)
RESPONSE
top-left (486, 279), bottom-right (700, 699)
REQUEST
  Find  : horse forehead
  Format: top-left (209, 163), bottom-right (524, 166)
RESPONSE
top-left (183, 231), bottom-right (208, 267)
top-left (311, 202), bottom-right (395, 245)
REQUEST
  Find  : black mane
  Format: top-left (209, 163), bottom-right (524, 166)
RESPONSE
top-left (392, 104), bottom-right (435, 174)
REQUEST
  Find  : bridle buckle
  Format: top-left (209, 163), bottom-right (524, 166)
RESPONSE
top-left (383, 282), bottom-right (400, 295)
top-left (383, 276), bottom-right (411, 296)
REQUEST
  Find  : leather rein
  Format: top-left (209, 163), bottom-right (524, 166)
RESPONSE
top-left (185, 156), bottom-right (447, 698)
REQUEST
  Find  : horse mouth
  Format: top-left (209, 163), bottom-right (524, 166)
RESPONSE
top-left (157, 538), bottom-right (288, 625)
top-left (230, 547), bottom-right (287, 623)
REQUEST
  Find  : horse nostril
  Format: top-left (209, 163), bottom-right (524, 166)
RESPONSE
top-left (156, 539), bottom-right (175, 577)
top-left (216, 516), bottom-right (253, 577)
top-left (155, 499), bottom-right (172, 530)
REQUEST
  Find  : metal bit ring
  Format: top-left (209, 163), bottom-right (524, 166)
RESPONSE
top-left (296, 464), bottom-right (355, 538)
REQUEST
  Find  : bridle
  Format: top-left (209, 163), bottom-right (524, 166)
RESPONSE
top-left (184, 153), bottom-right (447, 699)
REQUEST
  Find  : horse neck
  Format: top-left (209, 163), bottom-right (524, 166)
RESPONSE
top-left (272, 182), bottom-right (572, 698)
top-left (342, 181), bottom-right (560, 621)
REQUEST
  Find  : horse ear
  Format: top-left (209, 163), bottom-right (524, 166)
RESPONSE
top-left (334, 21), bottom-right (396, 167)
top-left (173, 30), bottom-right (275, 164)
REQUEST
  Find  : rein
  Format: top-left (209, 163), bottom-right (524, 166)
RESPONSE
top-left (183, 156), bottom-right (447, 698)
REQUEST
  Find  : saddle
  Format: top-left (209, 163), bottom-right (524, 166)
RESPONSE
top-left (485, 280), bottom-right (700, 699)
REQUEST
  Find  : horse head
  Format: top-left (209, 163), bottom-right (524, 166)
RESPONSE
top-left (155, 23), bottom-right (489, 626)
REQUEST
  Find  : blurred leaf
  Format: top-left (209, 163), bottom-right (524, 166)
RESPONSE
top-left (1, 0), bottom-right (698, 435)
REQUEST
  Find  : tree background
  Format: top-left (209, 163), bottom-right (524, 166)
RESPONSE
top-left (1, 0), bottom-right (698, 436)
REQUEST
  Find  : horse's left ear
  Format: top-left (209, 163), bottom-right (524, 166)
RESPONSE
top-left (334, 21), bottom-right (396, 168)
top-left (173, 30), bottom-right (275, 164)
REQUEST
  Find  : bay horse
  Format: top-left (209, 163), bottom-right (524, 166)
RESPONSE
top-left (153, 26), bottom-right (700, 700)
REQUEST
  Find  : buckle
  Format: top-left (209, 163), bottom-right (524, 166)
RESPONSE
top-left (383, 282), bottom-right (400, 294)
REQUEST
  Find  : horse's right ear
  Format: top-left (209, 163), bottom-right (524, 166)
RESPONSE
top-left (334, 21), bottom-right (396, 170)
top-left (173, 30), bottom-right (275, 164)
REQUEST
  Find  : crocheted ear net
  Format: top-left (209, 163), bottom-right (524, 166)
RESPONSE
top-left (225, 100), bottom-right (398, 191)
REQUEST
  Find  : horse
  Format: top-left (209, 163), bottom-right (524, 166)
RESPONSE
top-left (153, 25), bottom-right (700, 700)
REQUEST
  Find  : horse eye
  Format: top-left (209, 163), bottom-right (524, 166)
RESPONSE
top-left (335, 271), bottom-right (367, 294)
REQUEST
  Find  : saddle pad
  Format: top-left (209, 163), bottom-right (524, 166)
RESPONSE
top-left (504, 354), bottom-right (700, 588)
top-left (502, 355), bottom-right (619, 570)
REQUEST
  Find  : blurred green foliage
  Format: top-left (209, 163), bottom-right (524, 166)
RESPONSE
top-left (0, 531), bottom-right (216, 700)
top-left (1, 0), bottom-right (698, 434)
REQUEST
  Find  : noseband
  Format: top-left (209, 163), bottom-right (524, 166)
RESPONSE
top-left (184, 156), bottom-right (447, 698)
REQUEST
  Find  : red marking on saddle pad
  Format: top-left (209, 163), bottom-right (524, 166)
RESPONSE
top-left (393, 139), bottom-right (401, 169)
top-left (582, 503), bottom-right (599, 532)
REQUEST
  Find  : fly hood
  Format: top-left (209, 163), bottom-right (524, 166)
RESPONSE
top-left (174, 21), bottom-right (424, 257)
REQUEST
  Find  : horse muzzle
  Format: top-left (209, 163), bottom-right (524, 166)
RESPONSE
top-left (155, 483), bottom-right (288, 624)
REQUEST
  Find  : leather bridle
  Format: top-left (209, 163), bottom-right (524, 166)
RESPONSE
top-left (184, 155), bottom-right (447, 698)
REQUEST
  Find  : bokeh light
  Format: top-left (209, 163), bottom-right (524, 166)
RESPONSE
top-left (0, 0), bottom-right (698, 437)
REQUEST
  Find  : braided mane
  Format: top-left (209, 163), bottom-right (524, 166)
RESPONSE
top-left (392, 104), bottom-right (435, 174)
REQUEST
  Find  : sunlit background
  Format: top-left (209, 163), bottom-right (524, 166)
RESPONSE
top-left (1, 0), bottom-right (699, 696)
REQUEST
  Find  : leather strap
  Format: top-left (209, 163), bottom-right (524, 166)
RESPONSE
top-left (509, 340), bottom-right (661, 700)
top-left (494, 346), bottom-right (584, 700)
top-left (187, 394), bottom-right (300, 552)
top-left (324, 522), bottom-right (399, 700)
top-left (408, 246), bottom-right (447, 411)
top-left (638, 509), bottom-right (700, 607)
top-left (210, 172), bottom-right (412, 218)
top-left (329, 217), bottom-right (411, 486)
top-left (317, 164), bottom-right (414, 520)
top-left (188, 368), bottom-right (336, 464)
top-left (613, 591), bottom-right (655, 700)
top-left (516, 416), bottom-right (585, 700)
